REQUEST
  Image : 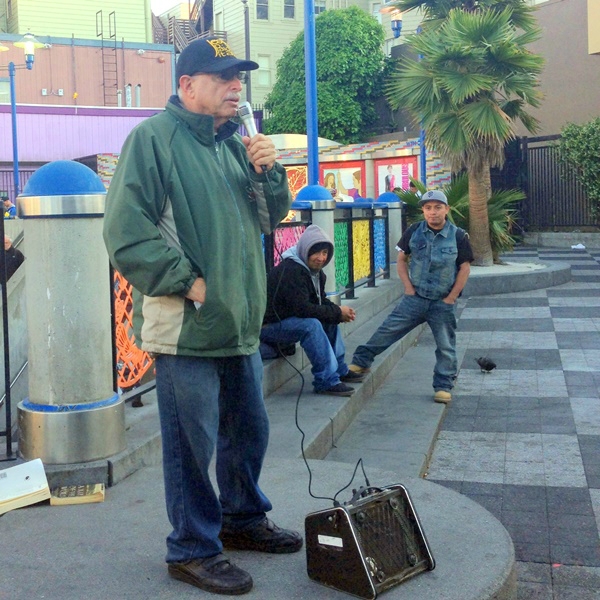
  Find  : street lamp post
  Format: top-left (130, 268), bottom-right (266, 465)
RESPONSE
top-left (380, 6), bottom-right (427, 188)
top-left (0, 33), bottom-right (43, 199)
top-left (0, 33), bottom-right (42, 460)
top-left (390, 9), bottom-right (403, 39)
top-left (304, 0), bottom-right (319, 185)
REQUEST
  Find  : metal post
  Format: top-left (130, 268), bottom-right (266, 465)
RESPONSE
top-left (416, 27), bottom-right (427, 188)
top-left (242, 0), bottom-right (252, 103)
top-left (18, 161), bottom-right (126, 464)
top-left (420, 127), bottom-right (427, 187)
top-left (0, 214), bottom-right (14, 460)
top-left (304, 0), bottom-right (319, 185)
top-left (9, 62), bottom-right (19, 199)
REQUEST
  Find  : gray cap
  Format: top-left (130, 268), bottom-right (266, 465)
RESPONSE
top-left (418, 190), bottom-right (448, 206)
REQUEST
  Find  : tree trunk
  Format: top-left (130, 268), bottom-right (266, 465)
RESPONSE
top-left (467, 162), bottom-right (494, 266)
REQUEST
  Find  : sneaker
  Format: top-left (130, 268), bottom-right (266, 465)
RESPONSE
top-left (340, 370), bottom-right (366, 383)
top-left (348, 364), bottom-right (370, 374)
top-left (434, 390), bottom-right (452, 404)
top-left (168, 554), bottom-right (253, 595)
top-left (315, 383), bottom-right (355, 397)
top-left (220, 517), bottom-right (303, 554)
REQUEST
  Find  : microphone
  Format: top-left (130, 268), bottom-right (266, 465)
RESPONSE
top-left (237, 101), bottom-right (258, 137)
top-left (237, 101), bottom-right (267, 172)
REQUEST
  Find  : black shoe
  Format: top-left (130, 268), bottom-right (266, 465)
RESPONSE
top-left (168, 554), bottom-right (252, 595)
top-left (315, 382), bottom-right (355, 397)
top-left (340, 370), bottom-right (366, 383)
top-left (220, 517), bottom-right (303, 554)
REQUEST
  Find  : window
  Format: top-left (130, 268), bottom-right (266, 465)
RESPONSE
top-left (284, 0), bottom-right (295, 19)
top-left (314, 1), bottom-right (326, 15)
top-left (0, 79), bottom-right (9, 104)
top-left (214, 11), bottom-right (223, 30)
top-left (372, 2), bottom-right (382, 24)
top-left (257, 55), bottom-right (271, 87)
top-left (257, 0), bottom-right (268, 20)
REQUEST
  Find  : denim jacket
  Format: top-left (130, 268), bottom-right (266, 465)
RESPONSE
top-left (408, 220), bottom-right (460, 300)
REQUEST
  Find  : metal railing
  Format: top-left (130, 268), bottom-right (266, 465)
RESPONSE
top-left (113, 201), bottom-right (393, 407)
top-left (520, 135), bottom-right (592, 229)
top-left (0, 203), bottom-right (394, 444)
top-left (167, 19), bottom-right (226, 52)
top-left (0, 227), bottom-right (25, 461)
top-left (263, 201), bottom-right (392, 298)
top-left (152, 13), bottom-right (169, 44)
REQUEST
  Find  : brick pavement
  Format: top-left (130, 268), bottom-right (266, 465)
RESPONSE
top-left (427, 247), bottom-right (600, 599)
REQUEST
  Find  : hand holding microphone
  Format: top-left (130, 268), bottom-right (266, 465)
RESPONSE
top-left (237, 101), bottom-right (275, 173)
top-left (237, 101), bottom-right (259, 137)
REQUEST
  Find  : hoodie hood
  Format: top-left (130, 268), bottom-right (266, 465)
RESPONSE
top-left (293, 224), bottom-right (334, 268)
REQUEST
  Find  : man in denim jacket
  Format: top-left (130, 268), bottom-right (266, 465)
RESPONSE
top-left (349, 190), bottom-right (473, 403)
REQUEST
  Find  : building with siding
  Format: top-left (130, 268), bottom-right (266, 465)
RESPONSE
top-left (207, 0), bottom-right (421, 105)
top-left (0, 105), bottom-right (161, 198)
top-left (0, 0), bottom-right (153, 43)
top-left (0, 1), bottom-right (175, 198)
top-left (0, 34), bottom-right (174, 108)
top-left (200, 0), bottom-right (599, 134)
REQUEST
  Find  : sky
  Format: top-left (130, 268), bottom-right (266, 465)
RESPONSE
top-left (151, 0), bottom-right (184, 16)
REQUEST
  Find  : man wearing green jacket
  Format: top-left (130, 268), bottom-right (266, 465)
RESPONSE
top-left (103, 38), bottom-right (298, 596)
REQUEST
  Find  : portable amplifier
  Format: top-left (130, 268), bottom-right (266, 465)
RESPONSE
top-left (305, 483), bottom-right (435, 599)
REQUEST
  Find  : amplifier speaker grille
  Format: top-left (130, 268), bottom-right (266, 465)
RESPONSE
top-left (305, 484), bottom-right (435, 599)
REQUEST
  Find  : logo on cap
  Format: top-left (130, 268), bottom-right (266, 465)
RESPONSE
top-left (207, 39), bottom-right (235, 59)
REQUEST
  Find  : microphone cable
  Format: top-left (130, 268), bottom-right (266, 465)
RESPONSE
top-left (268, 239), bottom-right (372, 507)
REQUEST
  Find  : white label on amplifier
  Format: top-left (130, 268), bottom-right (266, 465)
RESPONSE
top-left (318, 534), bottom-right (343, 548)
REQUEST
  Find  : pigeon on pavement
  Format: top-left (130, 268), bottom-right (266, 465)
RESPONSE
top-left (476, 357), bottom-right (497, 372)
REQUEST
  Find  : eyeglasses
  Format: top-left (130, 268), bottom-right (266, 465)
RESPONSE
top-left (212, 69), bottom-right (248, 84)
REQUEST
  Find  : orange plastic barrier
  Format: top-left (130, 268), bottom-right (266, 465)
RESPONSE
top-left (113, 272), bottom-right (153, 390)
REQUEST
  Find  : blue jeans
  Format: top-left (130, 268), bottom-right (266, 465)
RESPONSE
top-left (155, 353), bottom-right (272, 563)
top-left (352, 294), bottom-right (457, 391)
top-left (260, 318), bottom-right (348, 391)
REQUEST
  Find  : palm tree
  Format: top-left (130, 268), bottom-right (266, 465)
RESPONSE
top-left (386, 7), bottom-right (543, 265)
top-left (393, 0), bottom-right (538, 30)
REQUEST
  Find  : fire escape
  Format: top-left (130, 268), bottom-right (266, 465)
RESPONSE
top-left (151, 0), bottom-right (225, 54)
top-left (96, 10), bottom-right (118, 107)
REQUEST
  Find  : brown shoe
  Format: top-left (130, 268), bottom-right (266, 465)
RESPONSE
top-left (220, 517), bottom-right (303, 554)
top-left (168, 554), bottom-right (252, 595)
top-left (349, 364), bottom-right (370, 374)
top-left (434, 390), bottom-right (452, 404)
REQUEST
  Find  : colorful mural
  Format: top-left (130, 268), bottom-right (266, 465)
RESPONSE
top-left (320, 161), bottom-right (365, 201)
top-left (374, 156), bottom-right (419, 196)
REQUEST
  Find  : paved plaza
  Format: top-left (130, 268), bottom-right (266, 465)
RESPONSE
top-left (431, 247), bottom-right (600, 598)
top-left (329, 246), bottom-right (600, 599)
top-left (3, 245), bottom-right (600, 599)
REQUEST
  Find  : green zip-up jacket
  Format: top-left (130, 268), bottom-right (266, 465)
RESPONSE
top-left (103, 96), bottom-right (292, 357)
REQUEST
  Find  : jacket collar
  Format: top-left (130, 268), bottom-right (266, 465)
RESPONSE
top-left (165, 95), bottom-right (239, 144)
top-left (422, 219), bottom-right (452, 238)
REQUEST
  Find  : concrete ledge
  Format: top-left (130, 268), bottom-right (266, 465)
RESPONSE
top-left (42, 399), bottom-right (163, 488)
top-left (44, 457), bottom-right (110, 489)
top-left (262, 277), bottom-right (404, 398)
top-left (523, 232), bottom-right (600, 248)
top-left (463, 261), bottom-right (571, 296)
top-left (295, 325), bottom-right (424, 461)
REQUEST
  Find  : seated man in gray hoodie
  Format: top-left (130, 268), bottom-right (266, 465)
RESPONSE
top-left (261, 224), bottom-right (364, 397)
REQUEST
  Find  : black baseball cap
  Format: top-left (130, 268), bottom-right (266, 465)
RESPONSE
top-left (175, 38), bottom-right (259, 83)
